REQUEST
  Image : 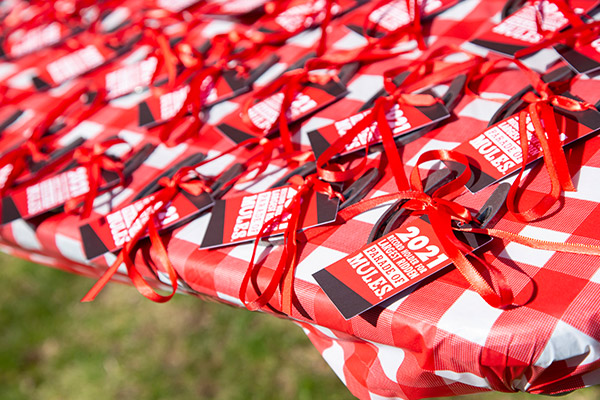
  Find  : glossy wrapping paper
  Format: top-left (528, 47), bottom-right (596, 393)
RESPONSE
top-left (2, 1), bottom-right (600, 399)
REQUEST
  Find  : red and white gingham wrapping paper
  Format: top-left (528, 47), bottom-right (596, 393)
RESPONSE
top-left (2, 1), bottom-right (600, 399)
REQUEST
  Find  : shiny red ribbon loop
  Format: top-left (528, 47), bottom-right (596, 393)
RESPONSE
top-left (242, 67), bottom-right (333, 155)
top-left (514, 1), bottom-right (598, 59)
top-left (316, 74), bottom-right (440, 190)
top-left (64, 139), bottom-right (128, 218)
top-left (81, 169), bottom-right (210, 303)
top-left (144, 29), bottom-right (181, 88)
top-left (239, 173), bottom-right (343, 314)
top-left (363, 0), bottom-right (426, 50)
top-left (506, 60), bottom-right (594, 221)
top-left (365, 149), bottom-right (515, 308)
top-left (289, 149), bottom-right (519, 313)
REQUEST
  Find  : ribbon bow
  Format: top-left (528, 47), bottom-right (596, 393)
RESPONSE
top-left (318, 149), bottom-right (516, 310)
top-left (363, 0), bottom-right (426, 50)
top-left (82, 168), bottom-right (210, 303)
top-left (242, 67), bottom-right (334, 156)
top-left (506, 60), bottom-right (594, 222)
top-left (514, 1), bottom-right (599, 59)
top-left (64, 139), bottom-right (127, 218)
top-left (239, 173), bottom-right (343, 315)
top-left (402, 150), bottom-right (516, 308)
top-left (305, 148), bottom-right (600, 312)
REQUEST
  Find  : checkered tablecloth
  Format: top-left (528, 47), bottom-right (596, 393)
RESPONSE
top-left (2, 1), bottom-right (600, 399)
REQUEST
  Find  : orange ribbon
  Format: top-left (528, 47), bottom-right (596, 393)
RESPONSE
top-left (64, 138), bottom-right (128, 218)
top-left (239, 173), bottom-right (343, 314)
top-left (81, 168), bottom-right (211, 303)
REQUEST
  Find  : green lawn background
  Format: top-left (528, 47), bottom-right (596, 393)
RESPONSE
top-left (1, 253), bottom-right (598, 400)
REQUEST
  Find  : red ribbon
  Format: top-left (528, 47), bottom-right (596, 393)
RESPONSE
top-left (514, 0), bottom-right (593, 59)
top-left (506, 60), bottom-right (594, 222)
top-left (363, 0), bottom-right (426, 50)
top-left (239, 173), bottom-right (343, 314)
top-left (316, 47), bottom-right (485, 190)
top-left (241, 66), bottom-right (334, 155)
top-left (81, 168), bottom-right (211, 303)
top-left (64, 138), bottom-right (128, 218)
top-left (0, 85), bottom-right (93, 194)
top-left (316, 0), bottom-right (336, 56)
top-left (155, 63), bottom-right (222, 144)
top-left (156, 30), bottom-right (259, 144)
top-left (317, 92), bottom-right (438, 191)
top-left (301, 148), bottom-right (600, 311)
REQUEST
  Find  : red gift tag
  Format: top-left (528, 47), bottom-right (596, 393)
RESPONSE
top-left (35, 43), bottom-right (115, 87)
top-left (2, 165), bottom-right (95, 222)
top-left (137, 52), bottom-right (280, 127)
top-left (308, 99), bottom-right (449, 158)
top-left (200, 185), bottom-right (339, 248)
top-left (258, 0), bottom-right (363, 35)
top-left (215, 77), bottom-right (348, 144)
top-left (314, 216), bottom-right (490, 319)
top-left (100, 56), bottom-right (159, 101)
top-left (455, 101), bottom-right (600, 192)
top-left (79, 187), bottom-right (213, 260)
top-left (470, 0), bottom-right (599, 57)
top-left (344, 0), bottom-right (459, 37)
top-left (2, 22), bottom-right (71, 59)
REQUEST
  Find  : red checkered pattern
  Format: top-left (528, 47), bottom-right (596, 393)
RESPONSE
top-left (2, 0), bottom-right (600, 399)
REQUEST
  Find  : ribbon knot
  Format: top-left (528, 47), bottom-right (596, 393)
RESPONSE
top-left (23, 139), bottom-right (49, 163)
top-left (505, 60), bottom-right (595, 221)
top-left (82, 166), bottom-right (212, 304)
top-left (521, 89), bottom-right (594, 112)
top-left (65, 139), bottom-right (127, 218)
top-left (240, 171), bottom-right (344, 314)
top-left (158, 169), bottom-right (212, 197)
top-left (288, 174), bottom-right (344, 202)
top-left (242, 66), bottom-right (333, 155)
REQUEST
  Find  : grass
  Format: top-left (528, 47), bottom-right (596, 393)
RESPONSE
top-left (0, 252), bottom-right (599, 400)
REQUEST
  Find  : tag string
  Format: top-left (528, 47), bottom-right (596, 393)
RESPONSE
top-left (303, 149), bottom-right (600, 312)
top-left (64, 138), bottom-right (129, 218)
top-left (316, 47), bottom-right (486, 190)
top-left (81, 168), bottom-right (211, 303)
top-left (239, 173), bottom-right (343, 314)
top-left (505, 59), bottom-right (594, 221)
top-left (514, 1), bottom-right (598, 59)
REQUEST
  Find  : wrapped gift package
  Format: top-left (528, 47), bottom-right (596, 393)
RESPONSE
top-left (2, 0), bottom-right (600, 399)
